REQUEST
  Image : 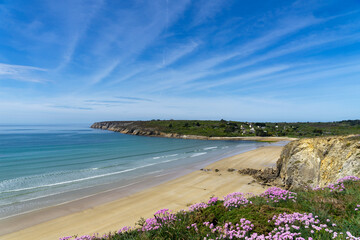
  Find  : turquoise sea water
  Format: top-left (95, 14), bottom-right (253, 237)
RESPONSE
top-left (0, 124), bottom-right (266, 219)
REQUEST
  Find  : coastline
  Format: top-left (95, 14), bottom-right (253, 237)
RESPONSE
top-left (0, 145), bottom-right (284, 240)
top-left (112, 132), bottom-right (297, 142)
top-left (91, 122), bottom-right (298, 142)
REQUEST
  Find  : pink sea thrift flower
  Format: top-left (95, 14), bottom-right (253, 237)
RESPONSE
top-left (141, 208), bottom-right (177, 231)
top-left (189, 202), bottom-right (209, 211)
top-left (337, 176), bottom-right (360, 183)
top-left (260, 187), bottom-right (297, 203)
top-left (208, 197), bottom-right (218, 205)
top-left (223, 192), bottom-right (251, 209)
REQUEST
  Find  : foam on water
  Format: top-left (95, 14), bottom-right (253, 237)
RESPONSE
top-left (0, 162), bottom-right (160, 193)
top-left (0, 124), bottom-right (266, 218)
top-left (191, 152), bottom-right (207, 157)
top-left (203, 146), bottom-right (218, 150)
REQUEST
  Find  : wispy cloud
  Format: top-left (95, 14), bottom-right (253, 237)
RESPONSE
top-left (191, 65), bottom-right (291, 90)
top-left (85, 99), bottom-right (135, 104)
top-left (1, 1), bottom-right (360, 123)
top-left (129, 15), bottom-right (321, 93)
top-left (116, 96), bottom-right (153, 102)
top-left (55, 0), bottom-right (105, 71)
top-left (160, 41), bottom-right (199, 68)
top-left (217, 29), bottom-right (360, 74)
top-left (50, 105), bottom-right (93, 110)
top-left (87, 0), bottom-right (191, 85)
top-left (0, 63), bottom-right (46, 74)
top-left (0, 63), bottom-right (47, 82)
top-left (90, 59), bottom-right (121, 85)
top-left (224, 60), bottom-right (360, 97)
top-left (191, 0), bottom-right (228, 26)
top-left (123, 10), bottom-right (360, 96)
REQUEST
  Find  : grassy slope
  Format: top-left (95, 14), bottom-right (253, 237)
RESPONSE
top-left (66, 179), bottom-right (360, 240)
top-left (132, 119), bottom-right (360, 138)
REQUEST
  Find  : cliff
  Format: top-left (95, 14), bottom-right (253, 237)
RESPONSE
top-left (92, 122), bottom-right (360, 189)
top-left (276, 135), bottom-right (360, 189)
top-left (90, 121), bottom-right (208, 139)
top-left (90, 121), bottom-right (297, 142)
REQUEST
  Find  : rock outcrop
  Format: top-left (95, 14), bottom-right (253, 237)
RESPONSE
top-left (91, 121), bottom-right (160, 136)
top-left (237, 136), bottom-right (360, 189)
top-left (238, 168), bottom-right (278, 185)
top-left (276, 135), bottom-right (360, 189)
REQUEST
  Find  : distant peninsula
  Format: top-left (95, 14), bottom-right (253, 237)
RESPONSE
top-left (90, 119), bottom-right (360, 140)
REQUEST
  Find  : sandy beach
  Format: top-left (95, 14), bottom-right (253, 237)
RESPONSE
top-left (0, 146), bottom-right (283, 240)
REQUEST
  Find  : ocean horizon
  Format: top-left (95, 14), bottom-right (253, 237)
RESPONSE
top-left (0, 124), bottom-right (268, 219)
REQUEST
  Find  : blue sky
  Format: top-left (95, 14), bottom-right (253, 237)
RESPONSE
top-left (0, 0), bottom-right (360, 124)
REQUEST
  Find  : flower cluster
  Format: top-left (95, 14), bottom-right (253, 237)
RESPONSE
top-left (223, 192), bottom-right (252, 209)
top-left (313, 176), bottom-right (360, 192)
top-left (269, 212), bottom-right (360, 240)
top-left (188, 202), bottom-right (209, 212)
top-left (116, 226), bottom-right (133, 234)
top-left (201, 212), bottom-right (360, 240)
top-left (203, 218), bottom-right (253, 239)
top-left (61, 176), bottom-right (360, 240)
top-left (312, 182), bottom-right (346, 192)
top-left (208, 213), bottom-right (359, 239)
top-left (141, 208), bottom-right (177, 231)
top-left (260, 187), bottom-right (297, 203)
top-left (337, 176), bottom-right (360, 183)
top-left (187, 223), bottom-right (199, 232)
top-left (208, 197), bottom-right (218, 205)
top-left (266, 212), bottom-right (334, 239)
top-left (59, 234), bottom-right (99, 240)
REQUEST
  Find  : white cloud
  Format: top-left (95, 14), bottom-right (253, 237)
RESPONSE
top-left (0, 63), bottom-right (46, 74)
top-left (0, 63), bottom-right (47, 82)
top-left (131, 16), bottom-right (321, 93)
top-left (90, 59), bottom-right (121, 85)
top-left (55, 0), bottom-right (105, 71)
top-left (193, 65), bottom-right (291, 90)
top-left (87, 0), bottom-right (191, 85)
top-left (192, 0), bottom-right (227, 26)
top-left (159, 41), bottom-right (199, 68)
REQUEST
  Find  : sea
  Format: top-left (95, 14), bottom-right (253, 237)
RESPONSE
top-left (0, 124), bottom-right (269, 219)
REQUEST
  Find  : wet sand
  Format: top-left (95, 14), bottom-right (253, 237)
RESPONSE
top-left (0, 146), bottom-right (283, 240)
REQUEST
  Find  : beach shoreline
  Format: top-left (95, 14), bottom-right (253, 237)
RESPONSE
top-left (91, 122), bottom-right (298, 142)
top-left (0, 145), bottom-right (285, 240)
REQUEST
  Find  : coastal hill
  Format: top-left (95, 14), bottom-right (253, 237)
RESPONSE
top-left (91, 119), bottom-right (360, 138)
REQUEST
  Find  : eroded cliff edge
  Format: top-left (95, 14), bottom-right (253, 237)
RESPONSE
top-left (274, 135), bottom-right (360, 189)
top-left (90, 121), bottom-right (297, 141)
top-left (91, 121), bottom-right (205, 139)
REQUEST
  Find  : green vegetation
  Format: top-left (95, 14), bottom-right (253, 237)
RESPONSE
top-left (63, 177), bottom-right (360, 239)
top-left (140, 119), bottom-right (360, 138)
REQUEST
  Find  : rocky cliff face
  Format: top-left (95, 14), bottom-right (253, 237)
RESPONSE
top-left (91, 121), bottom-right (163, 136)
top-left (90, 121), bottom-right (296, 141)
top-left (90, 121), bottom-right (208, 139)
top-left (276, 136), bottom-right (360, 189)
